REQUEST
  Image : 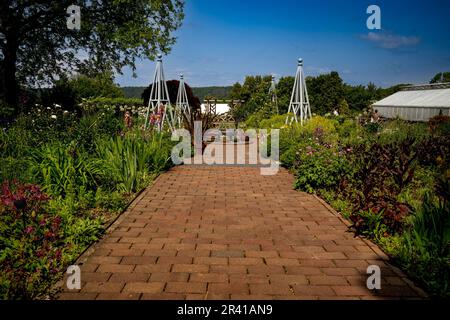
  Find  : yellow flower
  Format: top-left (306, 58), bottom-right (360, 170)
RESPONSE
top-left (436, 156), bottom-right (444, 166)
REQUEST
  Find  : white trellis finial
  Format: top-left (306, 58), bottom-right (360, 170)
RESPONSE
top-left (286, 58), bottom-right (311, 126)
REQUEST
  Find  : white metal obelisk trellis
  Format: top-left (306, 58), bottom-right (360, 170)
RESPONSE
top-left (268, 75), bottom-right (279, 114)
top-left (175, 74), bottom-right (190, 127)
top-left (144, 54), bottom-right (174, 131)
top-left (286, 58), bottom-right (311, 125)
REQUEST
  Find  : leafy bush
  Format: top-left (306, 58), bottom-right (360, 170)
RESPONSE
top-left (12, 106), bottom-right (78, 146)
top-left (259, 114), bottom-right (289, 129)
top-left (39, 75), bottom-right (124, 112)
top-left (80, 97), bottom-right (144, 115)
top-left (336, 119), bottom-right (361, 141)
top-left (392, 189), bottom-right (450, 297)
top-left (302, 116), bottom-right (338, 137)
top-left (429, 115), bottom-right (450, 136)
top-left (364, 121), bottom-right (382, 134)
top-left (416, 135), bottom-right (450, 168)
top-left (345, 138), bottom-right (418, 235)
top-left (0, 181), bottom-right (66, 299)
top-left (29, 142), bottom-right (97, 198)
top-left (278, 116), bottom-right (339, 168)
top-left (293, 142), bottom-right (352, 194)
top-left (93, 132), bottom-right (173, 193)
top-left (71, 111), bottom-right (123, 152)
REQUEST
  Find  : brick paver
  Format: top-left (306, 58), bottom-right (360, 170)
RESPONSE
top-left (58, 164), bottom-right (426, 300)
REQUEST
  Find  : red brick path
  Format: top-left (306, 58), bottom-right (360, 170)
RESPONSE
top-left (58, 165), bottom-right (426, 300)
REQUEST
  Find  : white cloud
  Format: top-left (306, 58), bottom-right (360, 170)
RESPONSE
top-left (361, 32), bottom-right (421, 49)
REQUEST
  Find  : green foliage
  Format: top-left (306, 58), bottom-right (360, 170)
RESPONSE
top-left (40, 75), bottom-right (125, 112)
top-left (0, 75), bottom-right (177, 299)
top-left (293, 143), bottom-right (352, 194)
top-left (364, 121), bottom-right (382, 134)
top-left (428, 115), bottom-right (450, 136)
top-left (277, 115), bottom-right (449, 296)
top-left (378, 119), bottom-right (428, 143)
top-left (0, 101), bottom-right (16, 118)
top-left (277, 116), bottom-right (339, 168)
top-left (352, 210), bottom-right (389, 242)
top-left (93, 132), bottom-right (173, 193)
top-left (28, 142), bottom-right (97, 198)
top-left (430, 72), bottom-right (450, 84)
top-left (274, 76), bottom-right (295, 115)
top-left (71, 74), bottom-right (124, 99)
top-left (306, 72), bottom-right (344, 115)
top-left (259, 114), bottom-right (289, 129)
top-left (229, 75), bottom-right (273, 122)
top-left (392, 191), bottom-right (450, 297)
top-left (2, 0), bottom-right (184, 108)
top-left (192, 86), bottom-right (232, 101)
top-left (343, 83), bottom-right (405, 112)
top-left (80, 97), bottom-right (144, 115)
top-left (346, 138), bottom-right (418, 234)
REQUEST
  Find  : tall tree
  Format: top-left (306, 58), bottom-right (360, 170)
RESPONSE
top-left (0, 0), bottom-right (184, 111)
top-left (229, 75), bottom-right (272, 122)
top-left (306, 71), bottom-right (344, 115)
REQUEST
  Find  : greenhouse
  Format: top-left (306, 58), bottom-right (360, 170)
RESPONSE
top-left (372, 83), bottom-right (450, 121)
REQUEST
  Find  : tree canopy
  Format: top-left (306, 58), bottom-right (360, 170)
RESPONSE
top-left (229, 75), bottom-right (274, 122)
top-left (0, 0), bottom-right (184, 111)
top-left (430, 72), bottom-right (450, 84)
top-left (228, 71), bottom-right (408, 122)
top-left (142, 80), bottom-right (201, 112)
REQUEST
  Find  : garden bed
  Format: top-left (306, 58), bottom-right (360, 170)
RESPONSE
top-left (257, 114), bottom-right (450, 298)
top-left (0, 104), bottom-right (175, 299)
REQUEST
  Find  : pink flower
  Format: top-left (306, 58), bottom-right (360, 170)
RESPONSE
top-left (25, 226), bottom-right (34, 234)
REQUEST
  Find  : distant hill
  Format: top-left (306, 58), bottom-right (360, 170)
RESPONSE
top-left (121, 85), bottom-right (232, 100)
top-left (121, 86), bottom-right (146, 99)
top-left (191, 86), bottom-right (232, 100)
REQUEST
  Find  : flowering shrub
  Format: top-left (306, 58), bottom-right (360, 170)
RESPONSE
top-left (0, 181), bottom-right (66, 299)
top-left (80, 97), bottom-right (145, 116)
top-left (15, 104), bottom-right (78, 144)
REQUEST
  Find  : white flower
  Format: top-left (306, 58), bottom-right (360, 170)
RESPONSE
top-left (51, 115), bottom-right (57, 119)
top-left (47, 107), bottom-right (51, 110)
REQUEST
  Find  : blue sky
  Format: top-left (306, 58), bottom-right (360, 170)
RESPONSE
top-left (116, 0), bottom-right (450, 88)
